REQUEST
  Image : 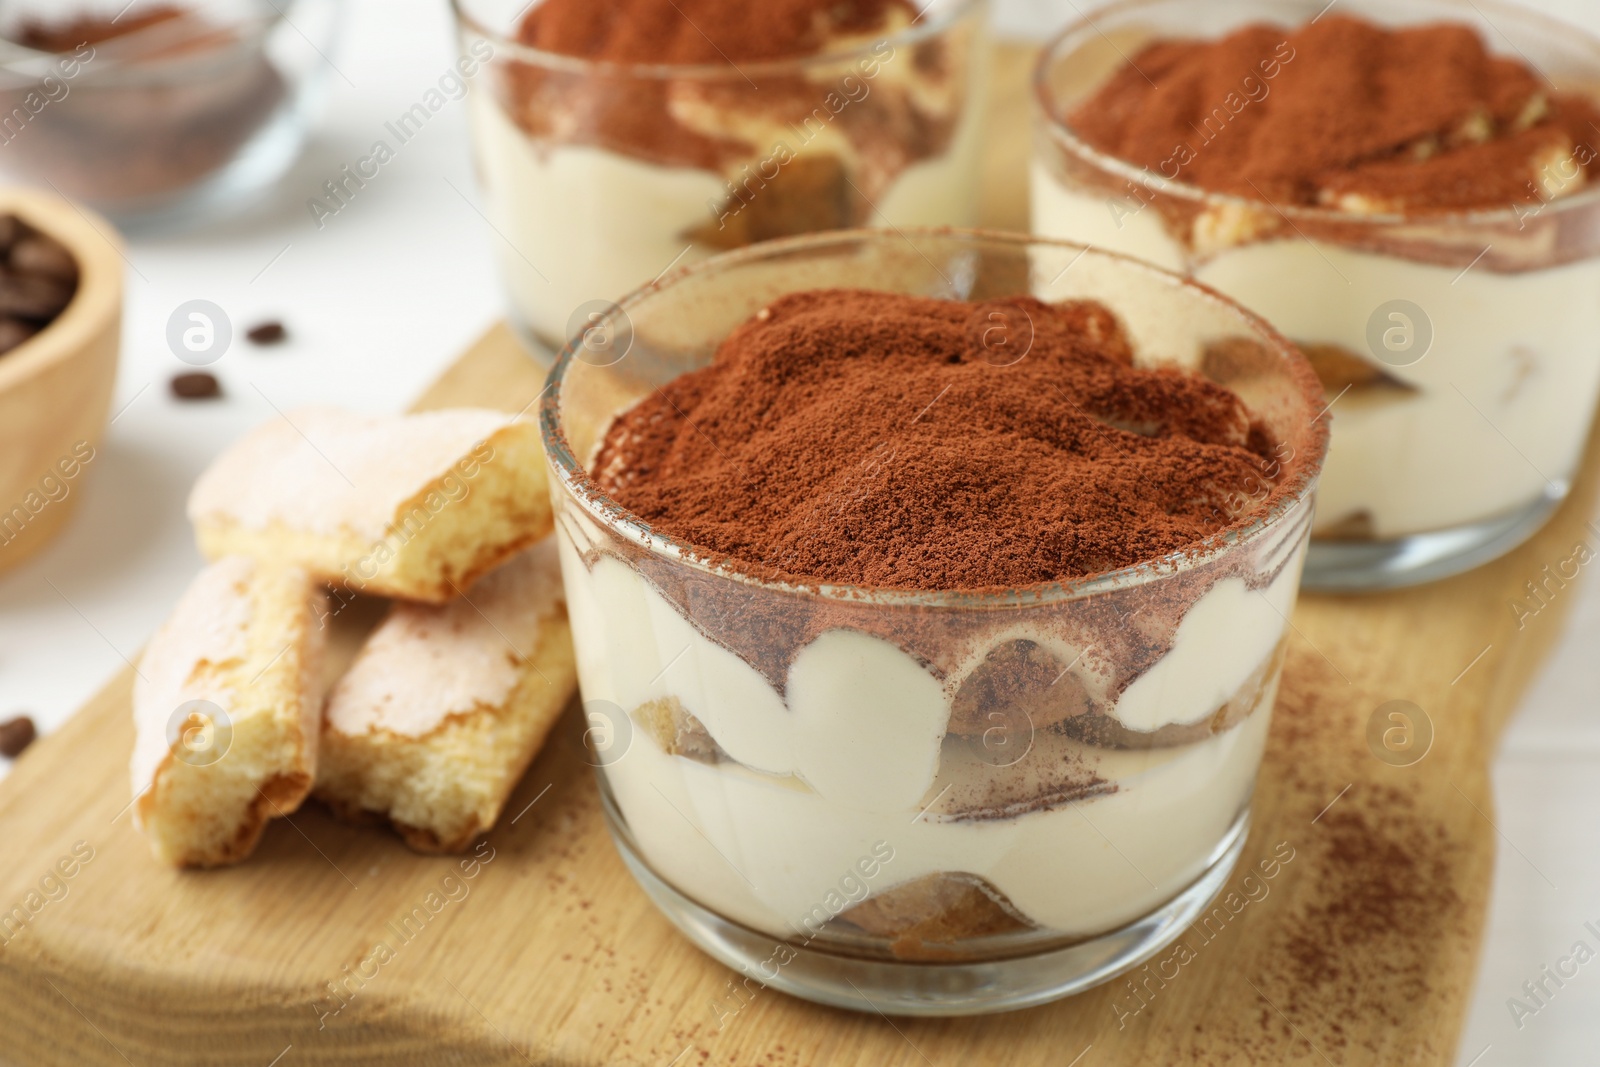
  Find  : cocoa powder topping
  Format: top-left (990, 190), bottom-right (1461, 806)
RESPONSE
top-left (12, 6), bottom-right (187, 52)
top-left (594, 289), bottom-right (1279, 591)
top-left (517, 0), bottom-right (915, 64)
top-left (1066, 15), bottom-right (1600, 212)
top-left (503, 0), bottom-right (951, 195)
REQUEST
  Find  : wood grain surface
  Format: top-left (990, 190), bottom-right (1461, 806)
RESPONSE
top-left (0, 43), bottom-right (1592, 1067)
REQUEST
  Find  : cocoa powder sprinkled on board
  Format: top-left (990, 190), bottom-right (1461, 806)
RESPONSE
top-left (1209, 654), bottom-right (1473, 1063)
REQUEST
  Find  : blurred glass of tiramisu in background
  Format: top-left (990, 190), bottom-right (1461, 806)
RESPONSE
top-left (452, 0), bottom-right (989, 357)
top-left (1034, 0), bottom-right (1600, 589)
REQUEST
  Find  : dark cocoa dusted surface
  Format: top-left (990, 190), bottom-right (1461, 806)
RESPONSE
top-left (12, 5), bottom-right (189, 51)
top-left (1066, 15), bottom-right (1600, 213)
top-left (500, 0), bottom-right (965, 237)
top-left (595, 290), bottom-right (1274, 591)
top-left (519, 0), bottom-right (917, 64)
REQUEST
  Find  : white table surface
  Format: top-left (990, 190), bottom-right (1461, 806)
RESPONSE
top-left (1, 1), bottom-right (1596, 1061)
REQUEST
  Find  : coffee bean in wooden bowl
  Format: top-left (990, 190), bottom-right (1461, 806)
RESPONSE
top-left (0, 214), bottom-right (78, 356)
top-left (0, 188), bottom-right (123, 572)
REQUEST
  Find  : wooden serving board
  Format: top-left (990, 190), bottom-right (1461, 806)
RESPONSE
top-left (0, 44), bottom-right (1593, 1067)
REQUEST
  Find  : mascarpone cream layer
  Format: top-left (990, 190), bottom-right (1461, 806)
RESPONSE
top-left (608, 687), bottom-right (1271, 938)
top-left (1031, 165), bottom-right (1600, 538)
top-left (556, 508), bottom-right (1295, 935)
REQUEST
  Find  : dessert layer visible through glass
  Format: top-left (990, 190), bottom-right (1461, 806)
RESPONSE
top-left (452, 0), bottom-right (988, 355)
top-left (540, 229), bottom-right (1327, 1014)
top-left (1033, 0), bottom-right (1600, 590)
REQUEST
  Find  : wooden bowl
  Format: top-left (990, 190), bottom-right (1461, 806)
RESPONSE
top-left (0, 187), bottom-right (122, 571)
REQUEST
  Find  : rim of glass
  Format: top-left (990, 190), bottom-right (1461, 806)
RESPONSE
top-left (449, 0), bottom-right (983, 80)
top-left (1033, 0), bottom-right (1600, 229)
top-left (540, 227), bottom-right (1329, 610)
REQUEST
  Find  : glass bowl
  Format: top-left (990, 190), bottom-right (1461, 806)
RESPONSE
top-left (539, 227), bottom-right (1328, 1014)
top-left (0, 0), bottom-right (341, 229)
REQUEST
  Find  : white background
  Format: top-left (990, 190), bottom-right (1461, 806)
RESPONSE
top-left (0, 0), bottom-right (1596, 1061)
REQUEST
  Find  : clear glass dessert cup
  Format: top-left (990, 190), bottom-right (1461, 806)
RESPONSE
top-left (540, 228), bottom-right (1328, 1015)
top-left (0, 0), bottom-right (339, 231)
top-left (452, 0), bottom-right (988, 361)
top-left (1033, 0), bottom-right (1600, 590)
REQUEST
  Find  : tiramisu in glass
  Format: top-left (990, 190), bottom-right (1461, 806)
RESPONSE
top-left (540, 229), bottom-right (1327, 1013)
top-left (452, 0), bottom-right (986, 353)
top-left (1034, 0), bottom-right (1600, 588)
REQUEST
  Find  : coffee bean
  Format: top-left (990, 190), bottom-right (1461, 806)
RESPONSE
top-left (246, 320), bottom-right (287, 345)
top-left (0, 220), bottom-right (79, 354)
top-left (10, 235), bottom-right (79, 284)
top-left (0, 715), bottom-right (36, 758)
top-left (0, 269), bottom-right (73, 320)
top-left (171, 371), bottom-right (222, 399)
top-left (0, 316), bottom-right (38, 355)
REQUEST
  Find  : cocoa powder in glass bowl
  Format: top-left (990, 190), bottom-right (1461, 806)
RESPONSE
top-left (0, 1), bottom-right (337, 224)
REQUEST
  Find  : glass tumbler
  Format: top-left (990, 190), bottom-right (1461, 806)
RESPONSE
top-left (540, 228), bottom-right (1327, 1014)
top-left (1033, 0), bottom-right (1600, 590)
top-left (452, 0), bottom-right (988, 358)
